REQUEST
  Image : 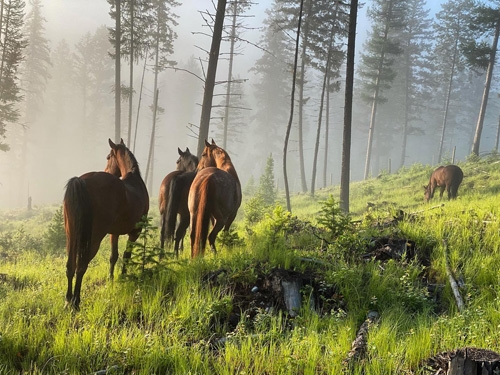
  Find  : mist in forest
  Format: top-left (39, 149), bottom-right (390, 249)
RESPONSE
top-left (1, 0), bottom-right (499, 209)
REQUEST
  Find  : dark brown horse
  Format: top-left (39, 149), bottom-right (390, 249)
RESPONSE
top-left (158, 147), bottom-right (198, 256)
top-left (424, 164), bottom-right (463, 202)
top-left (188, 140), bottom-right (242, 257)
top-left (64, 139), bottom-right (149, 310)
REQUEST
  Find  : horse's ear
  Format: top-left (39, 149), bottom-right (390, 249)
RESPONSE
top-left (178, 147), bottom-right (183, 156)
top-left (185, 147), bottom-right (190, 154)
top-left (205, 139), bottom-right (211, 147)
top-left (211, 138), bottom-right (216, 145)
top-left (120, 138), bottom-right (125, 146)
top-left (109, 138), bottom-right (116, 149)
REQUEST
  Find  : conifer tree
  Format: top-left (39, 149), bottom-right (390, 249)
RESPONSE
top-left (432, 0), bottom-right (475, 162)
top-left (0, 0), bottom-right (26, 151)
top-left (359, 0), bottom-right (405, 179)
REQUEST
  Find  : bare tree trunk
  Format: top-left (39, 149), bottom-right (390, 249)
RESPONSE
top-left (438, 38), bottom-right (458, 163)
top-left (311, 22), bottom-right (335, 196)
top-left (340, 0), bottom-right (358, 213)
top-left (297, 0), bottom-right (312, 193)
top-left (114, 0), bottom-right (121, 143)
top-left (471, 16), bottom-right (500, 156)
top-left (283, 0), bottom-right (304, 212)
top-left (197, 0), bottom-right (227, 157)
top-left (400, 44), bottom-right (411, 168)
top-left (322, 75), bottom-right (330, 188)
top-left (127, 0), bottom-right (134, 147)
top-left (146, 20), bottom-right (161, 190)
top-left (222, 0), bottom-right (237, 149)
top-left (145, 88), bottom-right (159, 189)
top-left (133, 54), bottom-right (148, 153)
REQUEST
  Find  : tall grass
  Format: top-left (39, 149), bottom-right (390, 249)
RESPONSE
top-left (2, 157), bottom-right (500, 373)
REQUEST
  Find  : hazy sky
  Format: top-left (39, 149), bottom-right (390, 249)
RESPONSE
top-left (43, 0), bottom-right (445, 70)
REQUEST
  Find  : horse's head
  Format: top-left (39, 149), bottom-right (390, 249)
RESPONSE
top-left (176, 147), bottom-right (198, 172)
top-left (197, 139), bottom-right (229, 171)
top-left (423, 185), bottom-right (431, 202)
top-left (105, 138), bottom-right (139, 177)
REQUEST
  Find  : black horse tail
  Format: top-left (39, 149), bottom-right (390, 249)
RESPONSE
top-left (165, 176), bottom-right (180, 244)
top-left (64, 177), bottom-right (93, 279)
top-left (191, 177), bottom-right (212, 257)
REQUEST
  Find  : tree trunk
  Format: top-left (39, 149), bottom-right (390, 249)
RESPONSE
top-left (133, 54), bottom-right (148, 153)
top-left (222, 0), bottom-right (237, 150)
top-left (283, 0), bottom-right (304, 212)
top-left (471, 16), bottom-right (500, 156)
top-left (311, 23), bottom-right (335, 196)
top-left (340, 0), bottom-right (358, 213)
top-left (363, 0), bottom-right (392, 180)
top-left (323, 74), bottom-right (330, 189)
top-left (145, 88), bottom-right (159, 189)
top-left (127, 0), bottom-right (134, 147)
top-left (297, 0), bottom-right (313, 193)
top-left (197, 0), bottom-right (227, 157)
top-left (438, 38), bottom-right (458, 163)
top-left (145, 19), bottom-right (161, 190)
top-left (114, 0), bottom-right (121, 143)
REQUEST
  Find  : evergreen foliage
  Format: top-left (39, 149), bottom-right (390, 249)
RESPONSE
top-left (0, 0), bottom-right (27, 151)
top-left (43, 205), bottom-right (65, 252)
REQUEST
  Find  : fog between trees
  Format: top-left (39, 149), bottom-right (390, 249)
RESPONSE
top-left (0, 0), bottom-right (497, 209)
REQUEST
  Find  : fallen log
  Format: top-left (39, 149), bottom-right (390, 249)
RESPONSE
top-left (443, 240), bottom-right (464, 312)
top-left (343, 310), bottom-right (379, 370)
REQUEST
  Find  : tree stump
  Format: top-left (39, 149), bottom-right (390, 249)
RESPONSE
top-left (425, 348), bottom-right (500, 374)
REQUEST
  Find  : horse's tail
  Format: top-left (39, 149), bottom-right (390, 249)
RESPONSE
top-left (159, 187), bottom-right (167, 249)
top-left (191, 178), bottom-right (212, 257)
top-left (165, 176), bottom-right (180, 245)
top-left (64, 177), bottom-right (93, 274)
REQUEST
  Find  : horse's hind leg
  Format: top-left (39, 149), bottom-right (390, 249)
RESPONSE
top-left (174, 213), bottom-right (190, 257)
top-left (109, 234), bottom-right (119, 279)
top-left (208, 220), bottom-right (225, 254)
top-left (65, 260), bottom-right (75, 308)
top-left (72, 261), bottom-right (89, 311)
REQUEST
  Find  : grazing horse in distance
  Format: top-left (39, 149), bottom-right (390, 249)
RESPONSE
top-left (424, 164), bottom-right (464, 202)
top-left (158, 147), bottom-right (198, 257)
top-left (188, 139), bottom-right (242, 257)
top-left (64, 138), bottom-right (149, 310)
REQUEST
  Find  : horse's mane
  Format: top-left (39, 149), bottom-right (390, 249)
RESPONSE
top-left (118, 144), bottom-right (141, 175)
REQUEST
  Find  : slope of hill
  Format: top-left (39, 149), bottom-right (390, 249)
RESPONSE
top-left (1, 156), bottom-right (500, 374)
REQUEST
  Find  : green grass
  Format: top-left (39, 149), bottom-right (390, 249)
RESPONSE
top-left (2, 157), bottom-right (500, 373)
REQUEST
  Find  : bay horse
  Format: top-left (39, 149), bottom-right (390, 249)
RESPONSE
top-left (424, 164), bottom-right (463, 202)
top-left (188, 139), bottom-right (242, 257)
top-left (158, 147), bottom-right (198, 257)
top-left (64, 138), bottom-right (149, 310)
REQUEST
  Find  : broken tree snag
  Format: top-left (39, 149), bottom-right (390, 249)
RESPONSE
top-left (343, 311), bottom-right (379, 370)
top-left (282, 279), bottom-right (302, 317)
top-left (443, 240), bottom-right (465, 312)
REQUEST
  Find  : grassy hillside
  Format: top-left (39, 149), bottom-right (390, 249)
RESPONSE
top-left (1, 156), bottom-right (500, 374)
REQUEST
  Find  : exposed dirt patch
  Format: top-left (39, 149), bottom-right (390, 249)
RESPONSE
top-left (203, 266), bottom-right (345, 332)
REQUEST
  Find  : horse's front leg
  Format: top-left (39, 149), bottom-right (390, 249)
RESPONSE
top-left (122, 230), bottom-right (140, 274)
top-left (109, 234), bottom-right (119, 280)
top-left (439, 186), bottom-right (446, 199)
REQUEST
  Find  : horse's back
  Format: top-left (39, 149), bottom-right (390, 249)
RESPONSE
top-left (79, 171), bottom-right (148, 235)
top-left (441, 165), bottom-right (463, 185)
top-left (190, 167), bottom-right (241, 216)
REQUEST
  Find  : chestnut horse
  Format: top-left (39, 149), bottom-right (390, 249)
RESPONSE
top-left (188, 140), bottom-right (242, 257)
top-left (158, 147), bottom-right (198, 257)
top-left (424, 164), bottom-right (463, 202)
top-left (64, 139), bottom-right (149, 310)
